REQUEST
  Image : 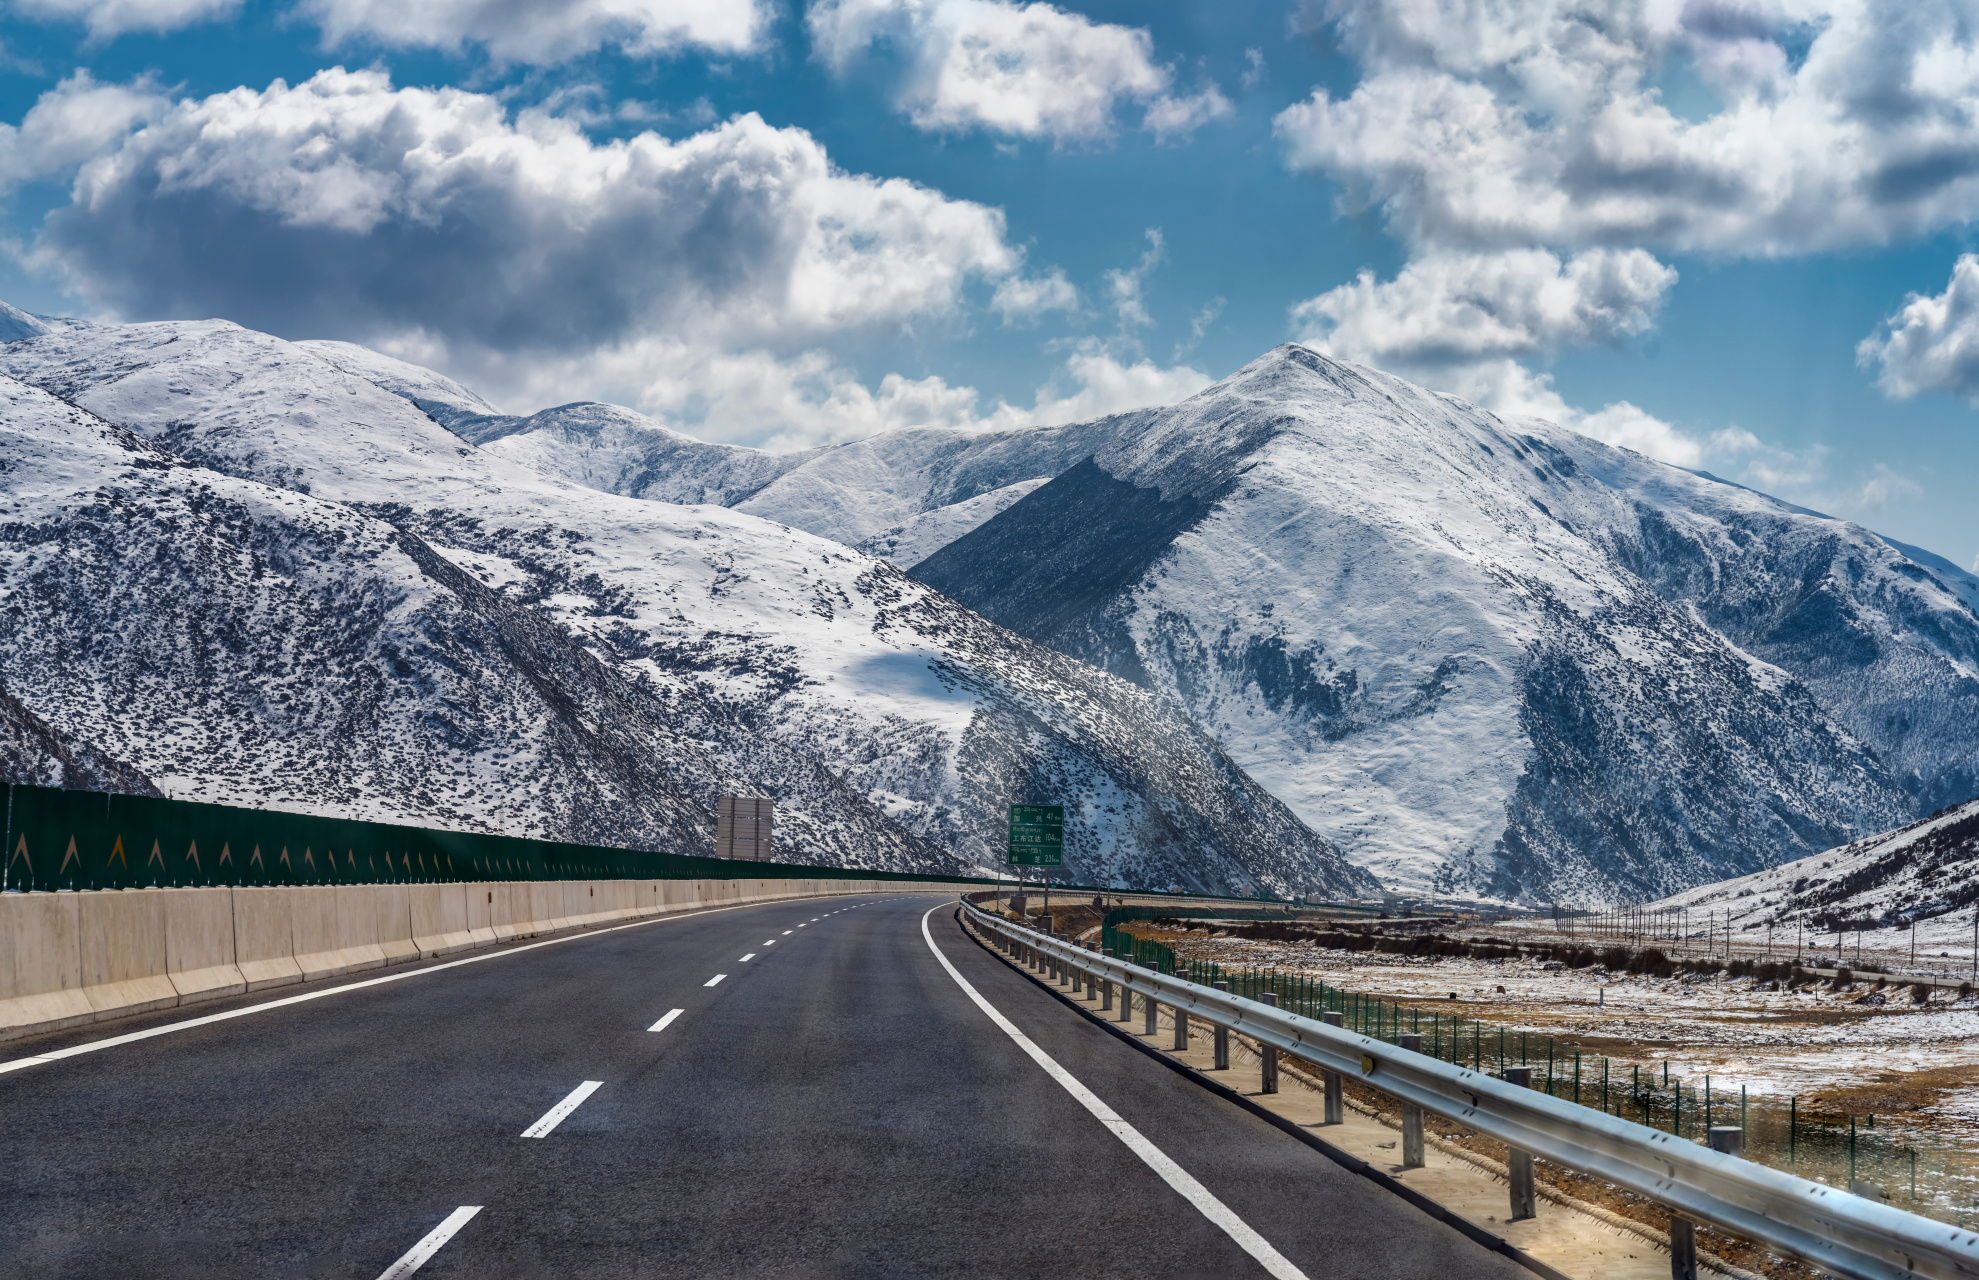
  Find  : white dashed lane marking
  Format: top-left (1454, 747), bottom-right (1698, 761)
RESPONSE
top-left (376, 1206), bottom-right (481, 1280)
top-left (647, 1009), bottom-right (684, 1033)
top-left (521, 1081), bottom-right (602, 1139)
top-left (740, 954), bottom-right (756, 962)
top-left (705, 974), bottom-right (726, 987)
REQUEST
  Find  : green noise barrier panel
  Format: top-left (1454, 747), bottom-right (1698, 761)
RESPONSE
top-left (1, 784), bottom-right (982, 893)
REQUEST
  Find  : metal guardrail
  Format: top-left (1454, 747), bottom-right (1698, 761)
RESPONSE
top-left (962, 901), bottom-right (1979, 1280)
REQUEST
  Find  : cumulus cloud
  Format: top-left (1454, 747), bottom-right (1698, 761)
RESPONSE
top-left (1858, 254), bottom-right (1979, 403)
top-left (1293, 248), bottom-right (1676, 367)
top-left (11, 0), bottom-right (237, 37)
top-left (299, 0), bottom-right (768, 64)
top-left (0, 71), bottom-right (166, 185)
top-left (1426, 355), bottom-right (1704, 466)
top-left (807, 0), bottom-right (1231, 145)
top-left (1276, 0), bottom-right (1979, 256)
top-left (18, 68), bottom-right (1080, 364)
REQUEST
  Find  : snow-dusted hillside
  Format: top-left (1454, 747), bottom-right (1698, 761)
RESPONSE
top-left (908, 346), bottom-right (1964, 903)
top-left (1651, 797), bottom-right (1979, 937)
top-left (1, 319), bottom-right (1368, 896)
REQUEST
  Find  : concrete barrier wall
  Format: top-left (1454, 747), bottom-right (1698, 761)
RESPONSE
top-left (163, 887), bottom-right (244, 1003)
top-left (0, 877), bottom-right (956, 1043)
top-left (234, 887), bottom-right (302, 991)
top-left (0, 891), bottom-right (89, 1036)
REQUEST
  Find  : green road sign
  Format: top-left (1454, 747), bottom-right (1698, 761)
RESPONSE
top-left (1007, 803), bottom-right (1064, 866)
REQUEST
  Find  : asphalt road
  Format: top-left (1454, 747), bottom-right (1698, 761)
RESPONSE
top-left (0, 894), bottom-right (1530, 1278)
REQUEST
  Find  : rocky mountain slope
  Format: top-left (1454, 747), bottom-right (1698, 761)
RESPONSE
top-left (906, 347), bottom-right (1976, 902)
top-left (0, 319), bottom-right (1368, 896)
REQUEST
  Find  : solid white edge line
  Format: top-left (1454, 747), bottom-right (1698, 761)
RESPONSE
top-left (520, 1079), bottom-right (603, 1138)
top-left (376, 1205), bottom-right (482, 1280)
top-left (918, 906), bottom-right (1309, 1280)
top-left (704, 974), bottom-right (726, 987)
top-left (0, 896), bottom-right (814, 1078)
top-left (647, 1008), bottom-right (685, 1033)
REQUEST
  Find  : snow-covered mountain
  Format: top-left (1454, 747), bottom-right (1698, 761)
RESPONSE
top-left (903, 346), bottom-right (1979, 902)
top-left (0, 318), bottom-right (1368, 897)
top-left (304, 338), bottom-right (1979, 904)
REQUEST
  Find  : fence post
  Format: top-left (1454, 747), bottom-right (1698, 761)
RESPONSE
top-left (1321, 1011), bottom-right (1345, 1124)
top-left (1504, 1065), bottom-right (1536, 1220)
top-left (1261, 992), bottom-right (1280, 1093)
top-left (1399, 1032), bottom-right (1424, 1167)
top-left (1210, 981), bottom-right (1231, 1068)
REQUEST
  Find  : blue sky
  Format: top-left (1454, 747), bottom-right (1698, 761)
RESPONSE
top-left (2, 0), bottom-right (1978, 571)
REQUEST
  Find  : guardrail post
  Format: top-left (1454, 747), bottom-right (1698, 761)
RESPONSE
top-left (1261, 993), bottom-right (1280, 1092)
top-left (1708, 1126), bottom-right (1745, 1157)
top-left (1143, 965), bottom-right (1158, 1036)
top-left (1668, 1216), bottom-right (1698, 1280)
top-left (1211, 982), bottom-right (1231, 1068)
top-left (1101, 950), bottom-right (1114, 1010)
top-left (1398, 1033), bottom-right (1423, 1167)
top-left (1321, 1012), bottom-right (1344, 1124)
top-left (1504, 1065), bottom-right (1536, 1220)
top-left (1171, 989), bottom-right (1190, 1050)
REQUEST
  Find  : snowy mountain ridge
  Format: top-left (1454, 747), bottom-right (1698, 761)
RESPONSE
top-left (310, 336), bottom-right (1979, 904)
top-left (0, 316), bottom-right (1369, 896)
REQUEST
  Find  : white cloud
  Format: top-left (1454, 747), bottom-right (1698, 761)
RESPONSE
top-left (1292, 248), bottom-right (1676, 366)
top-left (299, 0), bottom-right (769, 64)
top-left (807, 0), bottom-right (1230, 145)
top-left (1858, 254), bottom-right (1979, 403)
top-left (1289, 247), bottom-right (1691, 461)
top-left (12, 0), bottom-right (237, 37)
top-left (1142, 83), bottom-right (1233, 145)
top-left (440, 334), bottom-right (1207, 451)
top-left (1029, 344), bottom-right (1210, 424)
top-left (1105, 228), bottom-right (1164, 329)
top-left (0, 71), bottom-right (166, 186)
top-left (1275, 0), bottom-right (1979, 256)
top-left (990, 266), bottom-right (1078, 323)
top-left (1433, 355), bottom-right (1705, 466)
top-left (15, 68), bottom-right (1082, 362)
